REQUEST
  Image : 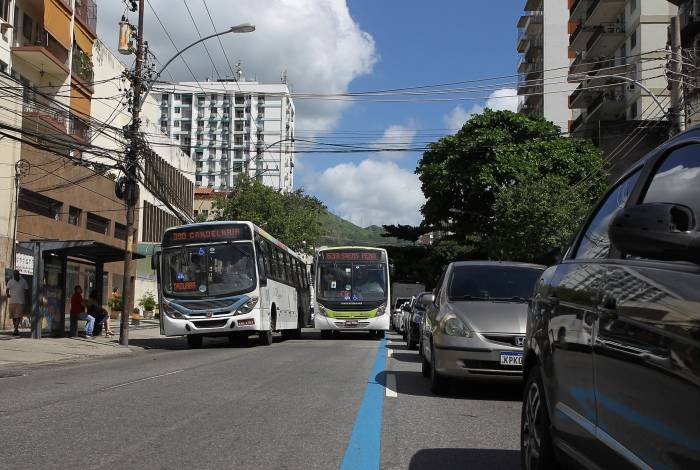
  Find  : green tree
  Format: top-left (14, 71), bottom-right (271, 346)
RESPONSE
top-left (416, 109), bottom-right (607, 261)
top-left (213, 175), bottom-right (326, 255)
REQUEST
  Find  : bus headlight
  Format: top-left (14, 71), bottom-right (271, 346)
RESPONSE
top-left (317, 304), bottom-right (327, 317)
top-left (163, 302), bottom-right (185, 319)
top-left (375, 303), bottom-right (387, 316)
top-left (235, 297), bottom-right (258, 316)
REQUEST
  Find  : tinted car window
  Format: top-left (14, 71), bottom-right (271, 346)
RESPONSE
top-left (643, 144), bottom-right (700, 215)
top-left (574, 170), bottom-right (640, 259)
top-left (447, 265), bottom-right (544, 300)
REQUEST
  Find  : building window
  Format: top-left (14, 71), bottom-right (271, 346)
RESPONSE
top-left (174, 107), bottom-right (180, 114)
top-left (232, 161), bottom-right (244, 172)
top-left (175, 94), bottom-right (181, 100)
top-left (86, 213), bottom-right (110, 235)
top-left (630, 27), bottom-right (637, 50)
top-left (0, 0), bottom-right (9, 21)
top-left (68, 206), bottom-right (82, 226)
top-left (630, 99), bottom-right (638, 119)
top-left (18, 189), bottom-right (62, 220)
top-left (174, 120), bottom-right (180, 127)
top-left (114, 223), bottom-right (127, 241)
top-left (193, 210), bottom-right (199, 217)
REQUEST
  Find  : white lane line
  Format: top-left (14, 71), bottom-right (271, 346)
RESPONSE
top-left (103, 370), bottom-right (184, 390)
top-left (385, 373), bottom-right (398, 398)
top-left (387, 348), bottom-right (393, 358)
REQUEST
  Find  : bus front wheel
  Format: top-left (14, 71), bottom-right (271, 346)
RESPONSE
top-left (259, 330), bottom-right (273, 346)
top-left (186, 335), bottom-right (203, 349)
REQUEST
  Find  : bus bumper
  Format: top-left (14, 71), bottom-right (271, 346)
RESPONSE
top-left (161, 313), bottom-right (260, 337)
top-left (314, 315), bottom-right (389, 331)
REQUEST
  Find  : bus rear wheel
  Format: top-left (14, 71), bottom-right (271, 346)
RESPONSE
top-left (186, 335), bottom-right (203, 349)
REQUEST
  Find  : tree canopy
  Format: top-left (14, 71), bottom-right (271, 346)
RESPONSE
top-left (416, 109), bottom-right (607, 261)
top-left (213, 175), bottom-right (326, 255)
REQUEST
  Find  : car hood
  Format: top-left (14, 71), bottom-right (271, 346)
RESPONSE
top-left (448, 301), bottom-right (528, 334)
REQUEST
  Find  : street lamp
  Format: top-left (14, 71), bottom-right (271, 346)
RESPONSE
top-left (248, 137), bottom-right (295, 188)
top-left (569, 72), bottom-right (666, 117)
top-left (140, 23), bottom-right (255, 106)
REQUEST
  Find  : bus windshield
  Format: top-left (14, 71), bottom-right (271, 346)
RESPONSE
top-left (162, 242), bottom-right (257, 297)
top-left (318, 262), bottom-right (387, 302)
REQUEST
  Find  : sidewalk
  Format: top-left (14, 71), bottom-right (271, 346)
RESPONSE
top-left (0, 320), bottom-right (164, 369)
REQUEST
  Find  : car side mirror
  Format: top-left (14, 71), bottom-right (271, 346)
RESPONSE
top-left (151, 251), bottom-right (160, 271)
top-left (609, 203), bottom-right (700, 264)
top-left (420, 294), bottom-right (435, 307)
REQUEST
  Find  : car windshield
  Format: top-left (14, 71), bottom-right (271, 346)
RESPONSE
top-left (318, 262), bottom-right (387, 302)
top-left (448, 265), bottom-right (543, 301)
top-left (162, 242), bottom-right (256, 297)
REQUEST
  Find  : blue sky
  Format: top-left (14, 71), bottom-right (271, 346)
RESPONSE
top-left (297, 1), bottom-right (523, 226)
top-left (98, 0), bottom-right (524, 227)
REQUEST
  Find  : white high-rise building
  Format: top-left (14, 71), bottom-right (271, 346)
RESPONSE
top-left (517, 0), bottom-right (575, 131)
top-left (155, 75), bottom-right (295, 193)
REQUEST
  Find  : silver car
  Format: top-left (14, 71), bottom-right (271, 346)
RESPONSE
top-left (420, 261), bottom-right (545, 394)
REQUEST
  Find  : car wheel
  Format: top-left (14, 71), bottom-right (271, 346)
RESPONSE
top-left (430, 343), bottom-right (448, 394)
top-left (521, 366), bottom-right (556, 470)
top-left (406, 330), bottom-right (415, 349)
top-left (186, 335), bottom-right (203, 349)
top-left (421, 352), bottom-right (430, 378)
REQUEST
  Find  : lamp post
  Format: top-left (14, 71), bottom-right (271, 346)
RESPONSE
top-left (569, 72), bottom-right (666, 117)
top-left (118, 11), bottom-right (254, 346)
top-left (140, 23), bottom-right (255, 107)
top-left (248, 137), bottom-right (294, 190)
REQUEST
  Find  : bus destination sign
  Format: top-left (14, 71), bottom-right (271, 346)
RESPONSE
top-left (321, 250), bottom-right (383, 262)
top-left (164, 224), bottom-right (252, 245)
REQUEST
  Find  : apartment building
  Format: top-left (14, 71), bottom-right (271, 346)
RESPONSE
top-left (568, 0), bottom-right (676, 180)
top-left (668, 0), bottom-right (700, 127)
top-left (155, 76), bottom-right (295, 193)
top-left (518, 0), bottom-right (576, 130)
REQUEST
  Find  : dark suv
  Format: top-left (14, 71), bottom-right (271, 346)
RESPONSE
top-left (521, 131), bottom-right (700, 469)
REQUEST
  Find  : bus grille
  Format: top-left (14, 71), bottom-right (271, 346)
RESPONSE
top-left (192, 319), bottom-right (229, 329)
top-left (178, 299), bottom-right (235, 310)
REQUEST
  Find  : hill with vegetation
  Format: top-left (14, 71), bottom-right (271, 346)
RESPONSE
top-left (318, 211), bottom-right (412, 247)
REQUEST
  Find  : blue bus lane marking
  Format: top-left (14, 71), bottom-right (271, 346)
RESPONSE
top-left (340, 338), bottom-right (388, 470)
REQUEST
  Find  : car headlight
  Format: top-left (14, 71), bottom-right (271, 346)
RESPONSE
top-left (235, 297), bottom-right (258, 316)
top-left (375, 304), bottom-right (386, 316)
top-left (442, 314), bottom-right (472, 337)
top-left (317, 304), bottom-right (327, 317)
top-left (162, 302), bottom-right (185, 319)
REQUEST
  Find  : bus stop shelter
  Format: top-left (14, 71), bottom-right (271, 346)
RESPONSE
top-left (18, 240), bottom-right (145, 339)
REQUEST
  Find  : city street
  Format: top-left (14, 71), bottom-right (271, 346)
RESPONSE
top-left (0, 331), bottom-right (521, 470)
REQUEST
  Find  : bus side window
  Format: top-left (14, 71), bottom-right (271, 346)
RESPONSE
top-left (266, 241), bottom-right (276, 280)
top-left (276, 248), bottom-right (285, 283)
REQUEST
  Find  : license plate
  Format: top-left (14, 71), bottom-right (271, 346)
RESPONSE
top-left (500, 352), bottom-right (523, 366)
top-left (345, 320), bottom-right (359, 327)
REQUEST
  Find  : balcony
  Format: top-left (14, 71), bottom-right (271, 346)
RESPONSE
top-left (75, 0), bottom-right (98, 34)
top-left (12, 28), bottom-right (69, 78)
top-left (569, 82), bottom-right (596, 109)
top-left (570, 113), bottom-right (586, 134)
top-left (585, 0), bottom-right (625, 27)
top-left (71, 46), bottom-right (94, 85)
top-left (22, 91), bottom-right (91, 143)
top-left (586, 23), bottom-right (625, 58)
top-left (570, 0), bottom-right (589, 20)
top-left (569, 22), bottom-right (593, 51)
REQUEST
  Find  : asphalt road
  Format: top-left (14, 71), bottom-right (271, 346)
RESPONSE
top-left (0, 331), bottom-right (522, 469)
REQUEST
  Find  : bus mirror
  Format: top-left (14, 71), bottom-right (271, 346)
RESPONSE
top-left (151, 251), bottom-right (160, 270)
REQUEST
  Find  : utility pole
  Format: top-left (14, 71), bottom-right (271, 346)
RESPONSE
top-left (120, 0), bottom-right (145, 346)
top-left (670, 15), bottom-right (686, 135)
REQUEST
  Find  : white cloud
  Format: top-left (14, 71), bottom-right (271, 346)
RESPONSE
top-left (370, 122), bottom-right (417, 159)
top-left (311, 160), bottom-right (425, 227)
top-left (443, 88), bottom-right (520, 130)
top-left (98, 0), bottom-right (377, 132)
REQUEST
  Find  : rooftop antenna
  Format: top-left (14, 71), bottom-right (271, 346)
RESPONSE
top-left (281, 70), bottom-right (287, 84)
top-left (235, 60), bottom-right (243, 82)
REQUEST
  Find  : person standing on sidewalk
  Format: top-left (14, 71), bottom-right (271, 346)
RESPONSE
top-left (6, 270), bottom-right (29, 337)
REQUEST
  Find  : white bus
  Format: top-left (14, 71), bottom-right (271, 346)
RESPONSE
top-left (154, 221), bottom-right (311, 348)
top-left (313, 246), bottom-right (390, 339)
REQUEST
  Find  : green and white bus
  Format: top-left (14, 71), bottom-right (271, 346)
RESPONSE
top-left (313, 246), bottom-right (390, 338)
top-left (155, 221), bottom-right (311, 348)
